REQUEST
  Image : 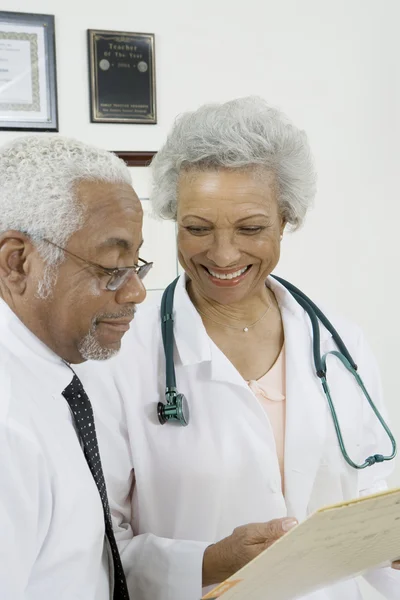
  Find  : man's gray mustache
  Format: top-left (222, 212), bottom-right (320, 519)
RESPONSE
top-left (94, 306), bottom-right (136, 325)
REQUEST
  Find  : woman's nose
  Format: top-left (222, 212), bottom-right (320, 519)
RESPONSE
top-left (206, 233), bottom-right (242, 267)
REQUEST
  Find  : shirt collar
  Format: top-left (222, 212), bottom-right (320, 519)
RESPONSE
top-left (0, 297), bottom-right (74, 392)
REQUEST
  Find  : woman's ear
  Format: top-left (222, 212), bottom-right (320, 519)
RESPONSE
top-left (280, 220), bottom-right (286, 241)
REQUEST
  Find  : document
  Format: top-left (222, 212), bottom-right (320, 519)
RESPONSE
top-left (0, 36), bottom-right (33, 104)
top-left (0, 22), bottom-right (49, 121)
top-left (202, 488), bottom-right (400, 600)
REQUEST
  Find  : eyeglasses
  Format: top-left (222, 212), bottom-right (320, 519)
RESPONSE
top-left (43, 239), bottom-right (153, 291)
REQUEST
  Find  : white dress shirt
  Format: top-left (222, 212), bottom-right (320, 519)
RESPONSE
top-left (0, 298), bottom-right (110, 600)
top-left (78, 275), bottom-right (400, 600)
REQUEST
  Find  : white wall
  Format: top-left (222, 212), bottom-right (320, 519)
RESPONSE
top-left (3, 2), bottom-right (399, 597)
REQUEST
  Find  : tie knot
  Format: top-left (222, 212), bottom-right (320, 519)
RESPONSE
top-left (62, 373), bottom-right (86, 403)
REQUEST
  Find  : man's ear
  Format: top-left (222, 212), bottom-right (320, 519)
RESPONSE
top-left (0, 231), bottom-right (35, 295)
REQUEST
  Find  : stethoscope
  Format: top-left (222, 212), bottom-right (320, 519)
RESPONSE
top-left (157, 275), bottom-right (397, 470)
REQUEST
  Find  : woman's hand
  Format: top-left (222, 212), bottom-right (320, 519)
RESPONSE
top-left (202, 517), bottom-right (298, 587)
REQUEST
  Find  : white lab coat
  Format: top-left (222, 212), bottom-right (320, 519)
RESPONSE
top-left (0, 299), bottom-right (111, 600)
top-left (78, 275), bottom-right (400, 600)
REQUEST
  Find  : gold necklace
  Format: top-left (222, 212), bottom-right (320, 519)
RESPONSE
top-left (196, 301), bottom-right (271, 333)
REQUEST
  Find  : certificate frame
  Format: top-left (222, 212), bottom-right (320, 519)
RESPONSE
top-left (88, 29), bottom-right (157, 124)
top-left (0, 11), bottom-right (58, 131)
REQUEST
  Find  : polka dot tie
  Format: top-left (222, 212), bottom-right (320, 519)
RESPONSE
top-left (62, 374), bottom-right (130, 600)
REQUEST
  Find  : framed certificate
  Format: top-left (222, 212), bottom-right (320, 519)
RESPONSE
top-left (88, 29), bottom-right (156, 124)
top-left (0, 11), bottom-right (58, 131)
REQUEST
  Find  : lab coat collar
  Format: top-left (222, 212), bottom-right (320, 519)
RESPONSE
top-left (267, 275), bottom-right (332, 343)
top-left (172, 273), bottom-right (332, 370)
top-left (0, 297), bottom-right (74, 394)
top-left (173, 274), bottom-right (213, 366)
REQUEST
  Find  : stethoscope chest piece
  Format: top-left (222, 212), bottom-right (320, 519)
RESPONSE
top-left (157, 390), bottom-right (190, 426)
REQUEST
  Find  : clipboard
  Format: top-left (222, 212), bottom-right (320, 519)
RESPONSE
top-left (202, 487), bottom-right (400, 600)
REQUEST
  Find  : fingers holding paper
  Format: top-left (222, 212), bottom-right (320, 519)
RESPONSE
top-left (202, 517), bottom-right (298, 586)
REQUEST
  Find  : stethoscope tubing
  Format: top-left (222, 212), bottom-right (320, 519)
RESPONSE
top-left (159, 275), bottom-right (397, 469)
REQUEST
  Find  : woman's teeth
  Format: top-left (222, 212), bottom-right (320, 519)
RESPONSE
top-left (207, 267), bottom-right (248, 280)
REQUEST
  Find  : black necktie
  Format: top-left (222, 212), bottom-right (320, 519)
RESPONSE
top-left (62, 374), bottom-right (130, 600)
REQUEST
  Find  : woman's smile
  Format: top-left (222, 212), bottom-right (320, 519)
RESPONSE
top-left (201, 264), bottom-right (252, 287)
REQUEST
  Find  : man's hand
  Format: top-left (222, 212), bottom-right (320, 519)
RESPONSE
top-left (202, 517), bottom-right (298, 586)
top-left (392, 560), bottom-right (400, 570)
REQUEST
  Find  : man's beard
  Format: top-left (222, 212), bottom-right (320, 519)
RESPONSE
top-left (78, 307), bottom-right (135, 361)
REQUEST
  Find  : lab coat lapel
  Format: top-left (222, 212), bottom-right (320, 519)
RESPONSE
top-left (173, 275), bottom-right (212, 367)
top-left (209, 334), bottom-right (250, 388)
top-left (279, 293), bottom-right (330, 522)
top-left (174, 276), bottom-right (252, 390)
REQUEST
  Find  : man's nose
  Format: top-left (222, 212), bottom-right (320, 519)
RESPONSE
top-left (115, 272), bottom-right (146, 305)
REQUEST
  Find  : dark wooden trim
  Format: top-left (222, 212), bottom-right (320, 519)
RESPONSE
top-left (113, 151), bottom-right (156, 167)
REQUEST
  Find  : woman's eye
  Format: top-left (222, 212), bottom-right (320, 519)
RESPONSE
top-left (185, 226), bottom-right (211, 235)
top-left (239, 226), bottom-right (265, 234)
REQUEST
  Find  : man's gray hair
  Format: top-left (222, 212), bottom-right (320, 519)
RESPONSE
top-left (0, 135), bottom-right (131, 267)
top-left (150, 96), bottom-right (317, 229)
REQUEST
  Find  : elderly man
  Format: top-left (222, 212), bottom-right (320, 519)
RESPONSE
top-left (0, 136), bottom-right (151, 599)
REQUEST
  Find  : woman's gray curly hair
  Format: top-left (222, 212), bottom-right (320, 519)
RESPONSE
top-left (150, 96), bottom-right (317, 229)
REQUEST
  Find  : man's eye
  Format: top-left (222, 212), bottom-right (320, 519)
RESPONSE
top-left (95, 266), bottom-right (115, 278)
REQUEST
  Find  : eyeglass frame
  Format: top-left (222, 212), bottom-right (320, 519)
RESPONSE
top-left (42, 238), bottom-right (153, 291)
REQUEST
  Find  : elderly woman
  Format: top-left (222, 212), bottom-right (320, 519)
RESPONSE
top-left (79, 97), bottom-right (400, 600)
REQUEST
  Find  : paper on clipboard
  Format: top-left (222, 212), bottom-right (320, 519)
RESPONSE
top-left (202, 488), bottom-right (400, 600)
